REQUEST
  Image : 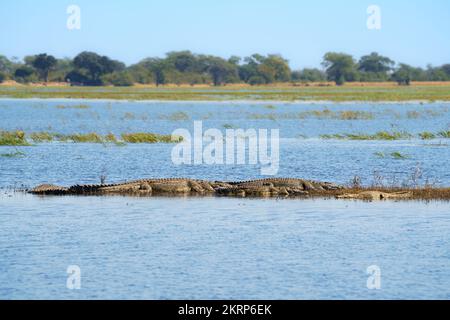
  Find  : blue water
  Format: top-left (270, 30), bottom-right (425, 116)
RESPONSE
top-left (0, 99), bottom-right (449, 187)
top-left (0, 192), bottom-right (449, 300)
top-left (1, 99), bottom-right (450, 299)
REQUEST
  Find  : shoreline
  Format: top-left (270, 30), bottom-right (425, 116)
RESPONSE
top-left (1, 97), bottom-right (449, 105)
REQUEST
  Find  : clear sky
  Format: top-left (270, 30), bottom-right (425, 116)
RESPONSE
top-left (1, 0), bottom-right (449, 69)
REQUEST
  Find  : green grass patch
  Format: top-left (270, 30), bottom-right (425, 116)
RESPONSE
top-left (29, 132), bottom-right (55, 142)
top-left (390, 151), bottom-right (409, 159)
top-left (320, 131), bottom-right (413, 140)
top-left (121, 133), bottom-right (181, 143)
top-left (438, 131), bottom-right (450, 138)
top-left (68, 133), bottom-right (104, 143)
top-left (0, 150), bottom-right (26, 158)
top-left (1, 130), bottom-right (181, 145)
top-left (0, 130), bottom-right (30, 146)
top-left (419, 132), bottom-right (436, 140)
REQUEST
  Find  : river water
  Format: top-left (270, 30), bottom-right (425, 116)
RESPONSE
top-left (0, 99), bottom-right (449, 299)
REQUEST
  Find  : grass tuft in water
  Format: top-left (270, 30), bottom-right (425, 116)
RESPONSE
top-left (121, 133), bottom-right (182, 143)
top-left (0, 131), bottom-right (30, 146)
top-left (56, 104), bottom-right (90, 109)
top-left (390, 151), bottom-right (409, 159)
top-left (0, 149), bottom-right (26, 158)
top-left (419, 132), bottom-right (436, 140)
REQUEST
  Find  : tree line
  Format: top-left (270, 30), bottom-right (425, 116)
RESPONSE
top-left (1, 51), bottom-right (449, 86)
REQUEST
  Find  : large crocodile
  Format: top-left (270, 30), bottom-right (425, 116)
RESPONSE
top-left (29, 178), bottom-right (343, 197)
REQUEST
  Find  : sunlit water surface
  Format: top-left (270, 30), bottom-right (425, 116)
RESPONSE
top-left (1, 192), bottom-right (449, 299)
top-left (1, 99), bottom-right (450, 299)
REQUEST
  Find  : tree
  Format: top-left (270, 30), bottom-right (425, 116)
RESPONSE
top-left (391, 64), bottom-right (414, 85)
top-left (358, 52), bottom-right (394, 81)
top-left (72, 51), bottom-right (125, 85)
top-left (102, 71), bottom-right (134, 86)
top-left (262, 55), bottom-right (291, 82)
top-left (292, 68), bottom-right (326, 82)
top-left (166, 51), bottom-right (197, 73)
top-left (139, 58), bottom-right (167, 86)
top-left (358, 52), bottom-right (394, 73)
top-left (14, 66), bottom-right (34, 83)
top-left (51, 58), bottom-right (73, 82)
top-left (65, 70), bottom-right (90, 85)
top-left (205, 57), bottom-right (238, 86)
top-left (239, 54), bottom-right (291, 84)
top-left (0, 72), bottom-right (5, 83)
top-left (31, 53), bottom-right (57, 82)
top-left (426, 65), bottom-right (448, 81)
top-left (0, 55), bottom-right (14, 74)
top-left (441, 64), bottom-right (450, 79)
top-left (322, 52), bottom-right (357, 85)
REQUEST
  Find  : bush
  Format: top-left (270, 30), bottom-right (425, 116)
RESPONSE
top-left (248, 76), bottom-right (266, 85)
top-left (14, 66), bottom-right (35, 83)
top-left (103, 71), bottom-right (135, 87)
top-left (0, 72), bottom-right (6, 83)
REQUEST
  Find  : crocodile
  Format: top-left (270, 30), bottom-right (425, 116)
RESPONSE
top-left (218, 178), bottom-right (342, 197)
top-left (29, 178), bottom-right (343, 197)
top-left (336, 190), bottom-right (413, 201)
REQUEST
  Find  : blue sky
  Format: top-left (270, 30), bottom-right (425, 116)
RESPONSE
top-left (1, 0), bottom-right (449, 69)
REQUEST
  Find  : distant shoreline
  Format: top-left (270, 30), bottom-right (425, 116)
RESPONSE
top-left (0, 97), bottom-right (449, 105)
top-left (1, 83), bottom-right (450, 103)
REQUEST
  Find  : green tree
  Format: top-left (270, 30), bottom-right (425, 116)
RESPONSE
top-left (292, 68), bottom-right (326, 82)
top-left (322, 52), bottom-right (357, 85)
top-left (0, 55), bottom-right (14, 74)
top-left (14, 66), bottom-right (35, 83)
top-left (358, 52), bottom-right (394, 73)
top-left (262, 55), bottom-right (291, 82)
top-left (72, 51), bottom-right (125, 85)
top-left (440, 64), bottom-right (450, 79)
top-left (358, 52), bottom-right (394, 81)
top-left (0, 72), bottom-right (5, 83)
top-left (205, 56), bottom-right (238, 86)
top-left (102, 71), bottom-right (134, 86)
top-left (31, 53), bottom-right (57, 82)
top-left (239, 54), bottom-right (291, 84)
top-left (166, 51), bottom-right (197, 72)
top-left (51, 58), bottom-right (73, 82)
top-left (391, 64), bottom-right (414, 85)
top-left (426, 65), bottom-right (448, 81)
top-left (138, 58), bottom-right (168, 86)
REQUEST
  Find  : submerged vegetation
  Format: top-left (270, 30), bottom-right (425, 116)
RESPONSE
top-left (0, 149), bottom-right (26, 158)
top-left (121, 133), bottom-right (182, 143)
top-left (0, 131), bottom-right (30, 146)
top-left (0, 130), bottom-right (180, 145)
top-left (321, 130), bottom-right (450, 140)
top-left (55, 104), bottom-right (90, 109)
top-left (248, 109), bottom-right (374, 120)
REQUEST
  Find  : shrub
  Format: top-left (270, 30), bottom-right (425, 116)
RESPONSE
top-left (104, 71), bottom-right (135, 87)
top-left (0, 131), bottom-right (29, 146)
top-left (248, 76), bottom-right (266, 85)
